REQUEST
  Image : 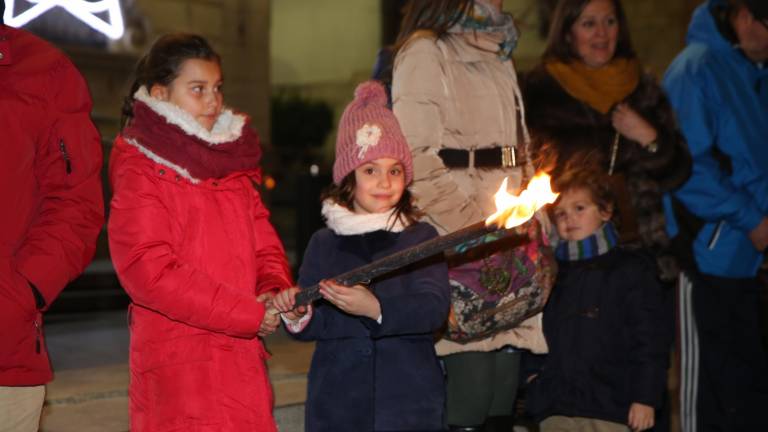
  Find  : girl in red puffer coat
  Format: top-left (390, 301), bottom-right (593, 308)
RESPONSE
top-left (107, 33), bottom-right (292, 432)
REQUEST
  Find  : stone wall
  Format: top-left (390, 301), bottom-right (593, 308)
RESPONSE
top-left (622, 0), bottom-right (693, 78)
top-left (64, 0), bottom-right (271, 143)
top-left (270, 0), bottom-right (381, 163)
top-left (271, 0), bottom-right (380, 86)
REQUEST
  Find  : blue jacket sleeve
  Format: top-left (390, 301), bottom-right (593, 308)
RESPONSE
top-left (663, 68), bottom-right (763, 233)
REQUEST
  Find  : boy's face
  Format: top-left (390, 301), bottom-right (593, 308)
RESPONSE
top-left (552, 187), bottom-right (612, 241)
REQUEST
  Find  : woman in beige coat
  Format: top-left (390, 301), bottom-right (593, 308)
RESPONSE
top-left (391, 1), bottom-right (554, 430)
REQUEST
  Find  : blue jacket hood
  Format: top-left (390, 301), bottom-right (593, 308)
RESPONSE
top-left (686, 1), bottom-right (731, 51)
top-left (688, 0), bottom-right (768, 71)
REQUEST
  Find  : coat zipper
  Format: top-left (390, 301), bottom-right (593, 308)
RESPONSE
top-left (59, 139), bottom-right (72, 175)
top-left (34, 319), bottom-right (41, 354)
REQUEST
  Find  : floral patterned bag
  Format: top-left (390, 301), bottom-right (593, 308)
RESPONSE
top-left (444, 217), bottom-right (556, 343)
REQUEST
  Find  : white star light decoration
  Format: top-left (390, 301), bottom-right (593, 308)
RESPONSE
top-left (356, 123), bottom-right (383, 159)
top-left (4, 0), bottom-right (125, 40)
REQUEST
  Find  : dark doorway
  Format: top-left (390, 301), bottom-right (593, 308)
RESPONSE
top-left (381, 0), bottom-right (409, 46)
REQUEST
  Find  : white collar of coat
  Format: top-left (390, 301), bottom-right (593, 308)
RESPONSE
top-left (322, 200), bottom-right (408, 235)
top-left (134, 86), bottom-right (246, 145)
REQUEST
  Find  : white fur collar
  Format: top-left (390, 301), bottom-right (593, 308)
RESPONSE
top-left (134, 86), bottom-right (245, 144)
top-left (322, 200), bottom-right (408, 235)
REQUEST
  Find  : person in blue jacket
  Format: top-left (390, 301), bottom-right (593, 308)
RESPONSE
top-left (273, 81), bottom-right (451, 432)
top-left (662, 0), bottom-right (768, 430)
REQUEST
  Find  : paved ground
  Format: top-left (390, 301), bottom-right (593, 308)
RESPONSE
top-left (39, 310), bottom-right (313, 432)
top-left (37, 310), bottom-right (546, 432)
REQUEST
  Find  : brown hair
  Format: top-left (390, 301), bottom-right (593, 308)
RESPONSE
top-left (380, 0), bottom-right (475, 85)
top-left (121, 33), bottom-right (221, 129)
top-left (321, 172), bottom-right (422, 228)
top-left (711, 0), bottom-right (746, 44)
top-left (542, 0), bottom-right (636, 63)
top-left (550, 159), bottom-right (616, 219)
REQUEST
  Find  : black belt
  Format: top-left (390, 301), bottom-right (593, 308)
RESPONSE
top-left (438, 146), bottom-right (519, 169)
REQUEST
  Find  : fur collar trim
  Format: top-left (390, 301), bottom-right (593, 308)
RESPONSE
top-left (122, 90), bottom-right (263, 183)
top-left (134, 86), bottom-right (245, 144)
top-left (322, 200), bottom-right (408, 235)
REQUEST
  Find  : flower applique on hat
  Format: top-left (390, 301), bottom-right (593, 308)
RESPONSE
top-left (356, 123), bottom-right (383, 158)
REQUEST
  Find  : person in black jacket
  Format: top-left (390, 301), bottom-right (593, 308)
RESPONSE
top-left (527, 165), bottom-right (671, 432)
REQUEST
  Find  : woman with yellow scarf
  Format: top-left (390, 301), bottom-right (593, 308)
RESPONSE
top-left (523, 0), bottom-right (691, 284)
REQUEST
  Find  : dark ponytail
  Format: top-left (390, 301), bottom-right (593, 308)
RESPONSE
top-left (121, 33), bottom-right (221, 130)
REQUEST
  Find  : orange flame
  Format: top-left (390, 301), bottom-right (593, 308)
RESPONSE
top-left (485, 173), bottom-right (559, 229)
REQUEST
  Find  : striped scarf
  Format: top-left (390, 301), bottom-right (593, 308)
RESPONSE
top-left (447, 1), bottom-right (519, 60)
top-left (555, 222), bottom-right (619, 262)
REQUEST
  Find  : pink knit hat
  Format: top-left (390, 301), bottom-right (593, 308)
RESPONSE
top-left (332, 81), bottom-right (413, 185)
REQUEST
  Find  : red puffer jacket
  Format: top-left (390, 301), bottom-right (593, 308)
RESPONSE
top-left (0, 26), bottom-right (104, 386)
top-left (108, 96), bottom-right (292, 430)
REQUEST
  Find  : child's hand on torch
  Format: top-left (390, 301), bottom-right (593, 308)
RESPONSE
top-left (274, 287), bottom-right (308, 321)
top-left (319, 279), bottom-right (381, 321)
top-left (257, 291), bottom-right (280, 337)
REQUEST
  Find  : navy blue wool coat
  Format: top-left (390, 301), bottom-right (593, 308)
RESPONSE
top-left (527, 248), bottom-right (672, 425)
top-left (293, 222), bottom-right (451, 432)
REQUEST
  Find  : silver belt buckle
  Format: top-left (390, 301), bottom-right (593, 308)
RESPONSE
top-left (501, 146), bottom-right (515, 168)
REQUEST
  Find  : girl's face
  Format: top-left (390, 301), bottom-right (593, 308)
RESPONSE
top-left (552, 187), bottom-right (612, 241)
top-left (150, 58), bottom-right (223, 131)
top-left (569, 0), bottom-right (619, 69)
top-left (353, 158), bottom-right (406, 215)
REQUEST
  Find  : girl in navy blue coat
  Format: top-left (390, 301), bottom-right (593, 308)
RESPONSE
top-left (527, 165), bottom-right (671, 432)
top-left (274, 81), bottom-right (451, 432)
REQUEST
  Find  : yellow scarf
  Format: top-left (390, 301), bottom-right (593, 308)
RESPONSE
top-left (545, 58), bottom-right (641, 114)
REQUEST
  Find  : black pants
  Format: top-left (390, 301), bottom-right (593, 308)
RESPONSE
top-left (692, 273), bottom-right (768, 431)
top-left (444, 349), bottom-right (520, 427)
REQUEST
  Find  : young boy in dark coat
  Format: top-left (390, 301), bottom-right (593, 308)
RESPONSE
top-left (527, 165), bottom-right (671, 432)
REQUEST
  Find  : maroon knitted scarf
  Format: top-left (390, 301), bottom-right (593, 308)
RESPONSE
top-left (123, 100), bottom-right (262, 181)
